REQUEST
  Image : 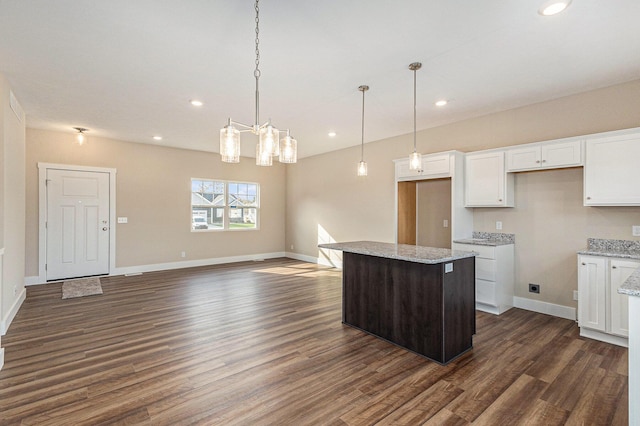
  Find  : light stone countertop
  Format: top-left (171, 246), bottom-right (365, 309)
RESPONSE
top-left (619, 267), bottom-right (640, 297)
top-left (318, 241), bottom-right (477, 265)
top-left (453, 231), bottom-right (515, 247)
top-left (578, 238), bottom-right (640, 260)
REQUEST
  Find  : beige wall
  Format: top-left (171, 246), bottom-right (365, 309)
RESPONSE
top-left (25, 128), bottom-right (286, 278)
top-left (287, 79), bottom-right (640, 309)
top-left (1, 74), bottom-right (26, 328)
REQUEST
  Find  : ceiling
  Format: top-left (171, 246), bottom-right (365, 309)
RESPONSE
top-left (1, 0), bottom-right (639, 159)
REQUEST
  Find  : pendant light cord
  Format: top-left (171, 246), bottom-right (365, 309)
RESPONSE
top-left (413, 67), bottom-right (417, 152)
top-left (254, 0), bottom-right (261, 126)
top-left (361, 87), bottom-right (365, 161)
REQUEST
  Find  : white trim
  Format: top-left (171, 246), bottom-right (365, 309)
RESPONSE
top-left (0, 348), bottom-right (4, 371)
top-left (37, 163), bottom-right (117, 283)
top-left (1, 287), bottom-right (26, 335)
top-left (286, 251), bottom-right (343, 269)
top-left (513, 296), bottom-right (576, 321)
top-left (580, 327), bottom-right (628, 348)
top-left (26, 252), bottom-right (294, 286)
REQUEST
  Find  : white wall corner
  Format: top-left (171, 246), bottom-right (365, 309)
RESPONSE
top-left (0, 348), bottom-right (4, 371)
top-left (513, 296), bottom-right (576, 321)
top-left (1, 287), bottom-right (26, 335)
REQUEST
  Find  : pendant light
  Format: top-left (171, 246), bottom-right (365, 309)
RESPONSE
top-left (357, 85), bottom-right (369, 176)
top-left (73, 127), bottom-right (88, 146)
top-left (220, 0), bottom-right (297, 165)
top-left (408, 62), bottom-right (422, 171)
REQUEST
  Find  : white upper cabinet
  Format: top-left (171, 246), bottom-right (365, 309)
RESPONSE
top-left (584, 132), bottom-right (640, 206)
top-left (465, 151), bottom-right (514, 207)
top-left (506, 140), bottom-right (583, 172)
top-left (395, 153), bottom-right (450, 181)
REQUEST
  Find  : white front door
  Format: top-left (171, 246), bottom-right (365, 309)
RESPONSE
top-left (46, 169), bottom-right (110, 280)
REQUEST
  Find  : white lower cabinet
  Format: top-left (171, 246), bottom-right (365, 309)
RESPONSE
top-left (453, 243), bottom-right (514, 314)
top-left (578, 255), bottom-right (637, 346)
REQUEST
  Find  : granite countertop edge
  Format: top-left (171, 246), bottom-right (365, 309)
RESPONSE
top-left (577, 250), bottom-right (640, 260)
top-left (318, 241), bottom-right (477, 265)
top-left (452, 239), bottom-right (514, 247)
top-left (618, 267), bottom-right (640, 297)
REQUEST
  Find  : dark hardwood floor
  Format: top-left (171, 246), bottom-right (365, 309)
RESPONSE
top-left (0, 258), bottom-right (628, 425)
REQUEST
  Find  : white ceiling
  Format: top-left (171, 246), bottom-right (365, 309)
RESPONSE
top-left (1, 0), bottom-right (639, 159)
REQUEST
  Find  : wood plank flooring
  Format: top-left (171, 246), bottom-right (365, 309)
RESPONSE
top-left (0, 258), bottom-right (628, 425)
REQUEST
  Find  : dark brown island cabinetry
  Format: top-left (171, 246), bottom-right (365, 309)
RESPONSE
top-left (319, 241), bottom-right (476, 364)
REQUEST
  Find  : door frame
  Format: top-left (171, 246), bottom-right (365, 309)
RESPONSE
top-left (38, 163), bottom-right (117, 282)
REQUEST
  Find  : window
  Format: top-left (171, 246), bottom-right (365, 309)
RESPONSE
top-left (191, 179), bottom-right (259, 231)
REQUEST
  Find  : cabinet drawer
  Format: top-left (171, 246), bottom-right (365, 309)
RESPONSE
top-left (453, 243), bottom-right (495, 259)
top-left (476, 258), bottom-right (496, 281)
top-left (476, 279), bottom-right (496, 305)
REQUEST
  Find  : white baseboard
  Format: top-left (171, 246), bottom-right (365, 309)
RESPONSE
top-left (1, 287), bottom-right (26, 335)
top-left (580, 327), bottom-right (628, 348)
top-left (513, 296), bottom-right (576, 321)
top-left (112, 251), bottom-right (287, 276)
top-left (285, 251), bottom-right (343, 269)
top-left (25, 252), bottom-right (287, 286)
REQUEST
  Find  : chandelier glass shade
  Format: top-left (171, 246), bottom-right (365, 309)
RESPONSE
top-left (220, 124), bottom-right (240, 163)
top-left (220, 0), bottom-right (297, 165)
top-left (279, 132), bottom-right (297, 163)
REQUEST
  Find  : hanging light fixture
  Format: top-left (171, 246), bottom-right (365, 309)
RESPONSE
top-left (73, 127), bottom-right (88, 146)
top-left (408, 62), bottom-right (422, 171)
top-left (357, 85), bottom-right (369, 176)
top-left (220, 0), bottom-right (297, 165)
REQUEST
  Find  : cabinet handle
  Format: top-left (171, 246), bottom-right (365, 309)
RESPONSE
top-left (586, 196), bottom-right (591, 200)
top-left (612, 266), bottom-right (617, 269)
top-left (498, 199), bottom-right (503, 202)
top-left (581, 262), bottom-right (586, 265)
top-left (542, 159), bottom-right (547, 163)
top-left (536, 160), bottom-right (540, 163)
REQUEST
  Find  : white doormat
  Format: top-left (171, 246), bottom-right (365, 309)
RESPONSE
top-left (62, 277), bottom-right (103, 299)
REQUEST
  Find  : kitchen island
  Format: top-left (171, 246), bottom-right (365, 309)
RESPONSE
top-left (318, 241), bottom-right (477, 364)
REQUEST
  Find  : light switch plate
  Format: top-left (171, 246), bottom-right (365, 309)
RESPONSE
top-left (443, 219), bottom-right (449, 228)
top-left (633, 225), bottom-right (640, 237)
top-left (496, 221), bottom-right (503, 230)
top-left (117, 217), bottom-right (128, 224)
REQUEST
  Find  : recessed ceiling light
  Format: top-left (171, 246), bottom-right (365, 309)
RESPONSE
top-left (190, 99), bottom-right (203, 107)
top-left (328, 132), bottom-right (337, 138)
top-left (435, 100), bottom-right (448, 107)
top-left (153, 136), bottom-right (163, 141)
top-left (538, 0), bottom-right (572, 16)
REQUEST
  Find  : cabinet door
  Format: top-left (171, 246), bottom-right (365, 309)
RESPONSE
top-left (465, 151), bottom-right (513, 207)
top-left (584, 134), bottom-right (640, 205)
top-left (542, 140), bottom-right (582, 168)
top-left (609, 259), bottom-right (638, 337)
top-left (578, 256), bottom-right (606, 332)
top-left (507, 146), bottom-right (541, 171)
top-left (396, 159), bottom-right (422, 180)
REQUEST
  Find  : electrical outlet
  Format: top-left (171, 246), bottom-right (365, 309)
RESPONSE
top-left (181, 251), bottom-right (186, 258)
top-left (633, 225), bottom-right (640, 237)
top-left (117, 217), bottom-right (128, 224)
top-left (529, 283), bottom-right (540, 294)
top-left (573, 290), bottom-right (579, 301)
top-left (496, 221), bottom-right (503, 230)
top-left (290, 245), bottom-right (294, 250)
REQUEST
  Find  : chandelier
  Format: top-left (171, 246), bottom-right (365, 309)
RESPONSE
top-left (220, 0), bottom-right (297, 166)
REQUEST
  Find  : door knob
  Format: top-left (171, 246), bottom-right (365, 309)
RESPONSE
top-left (102, 227), bottom-right (108, 231)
